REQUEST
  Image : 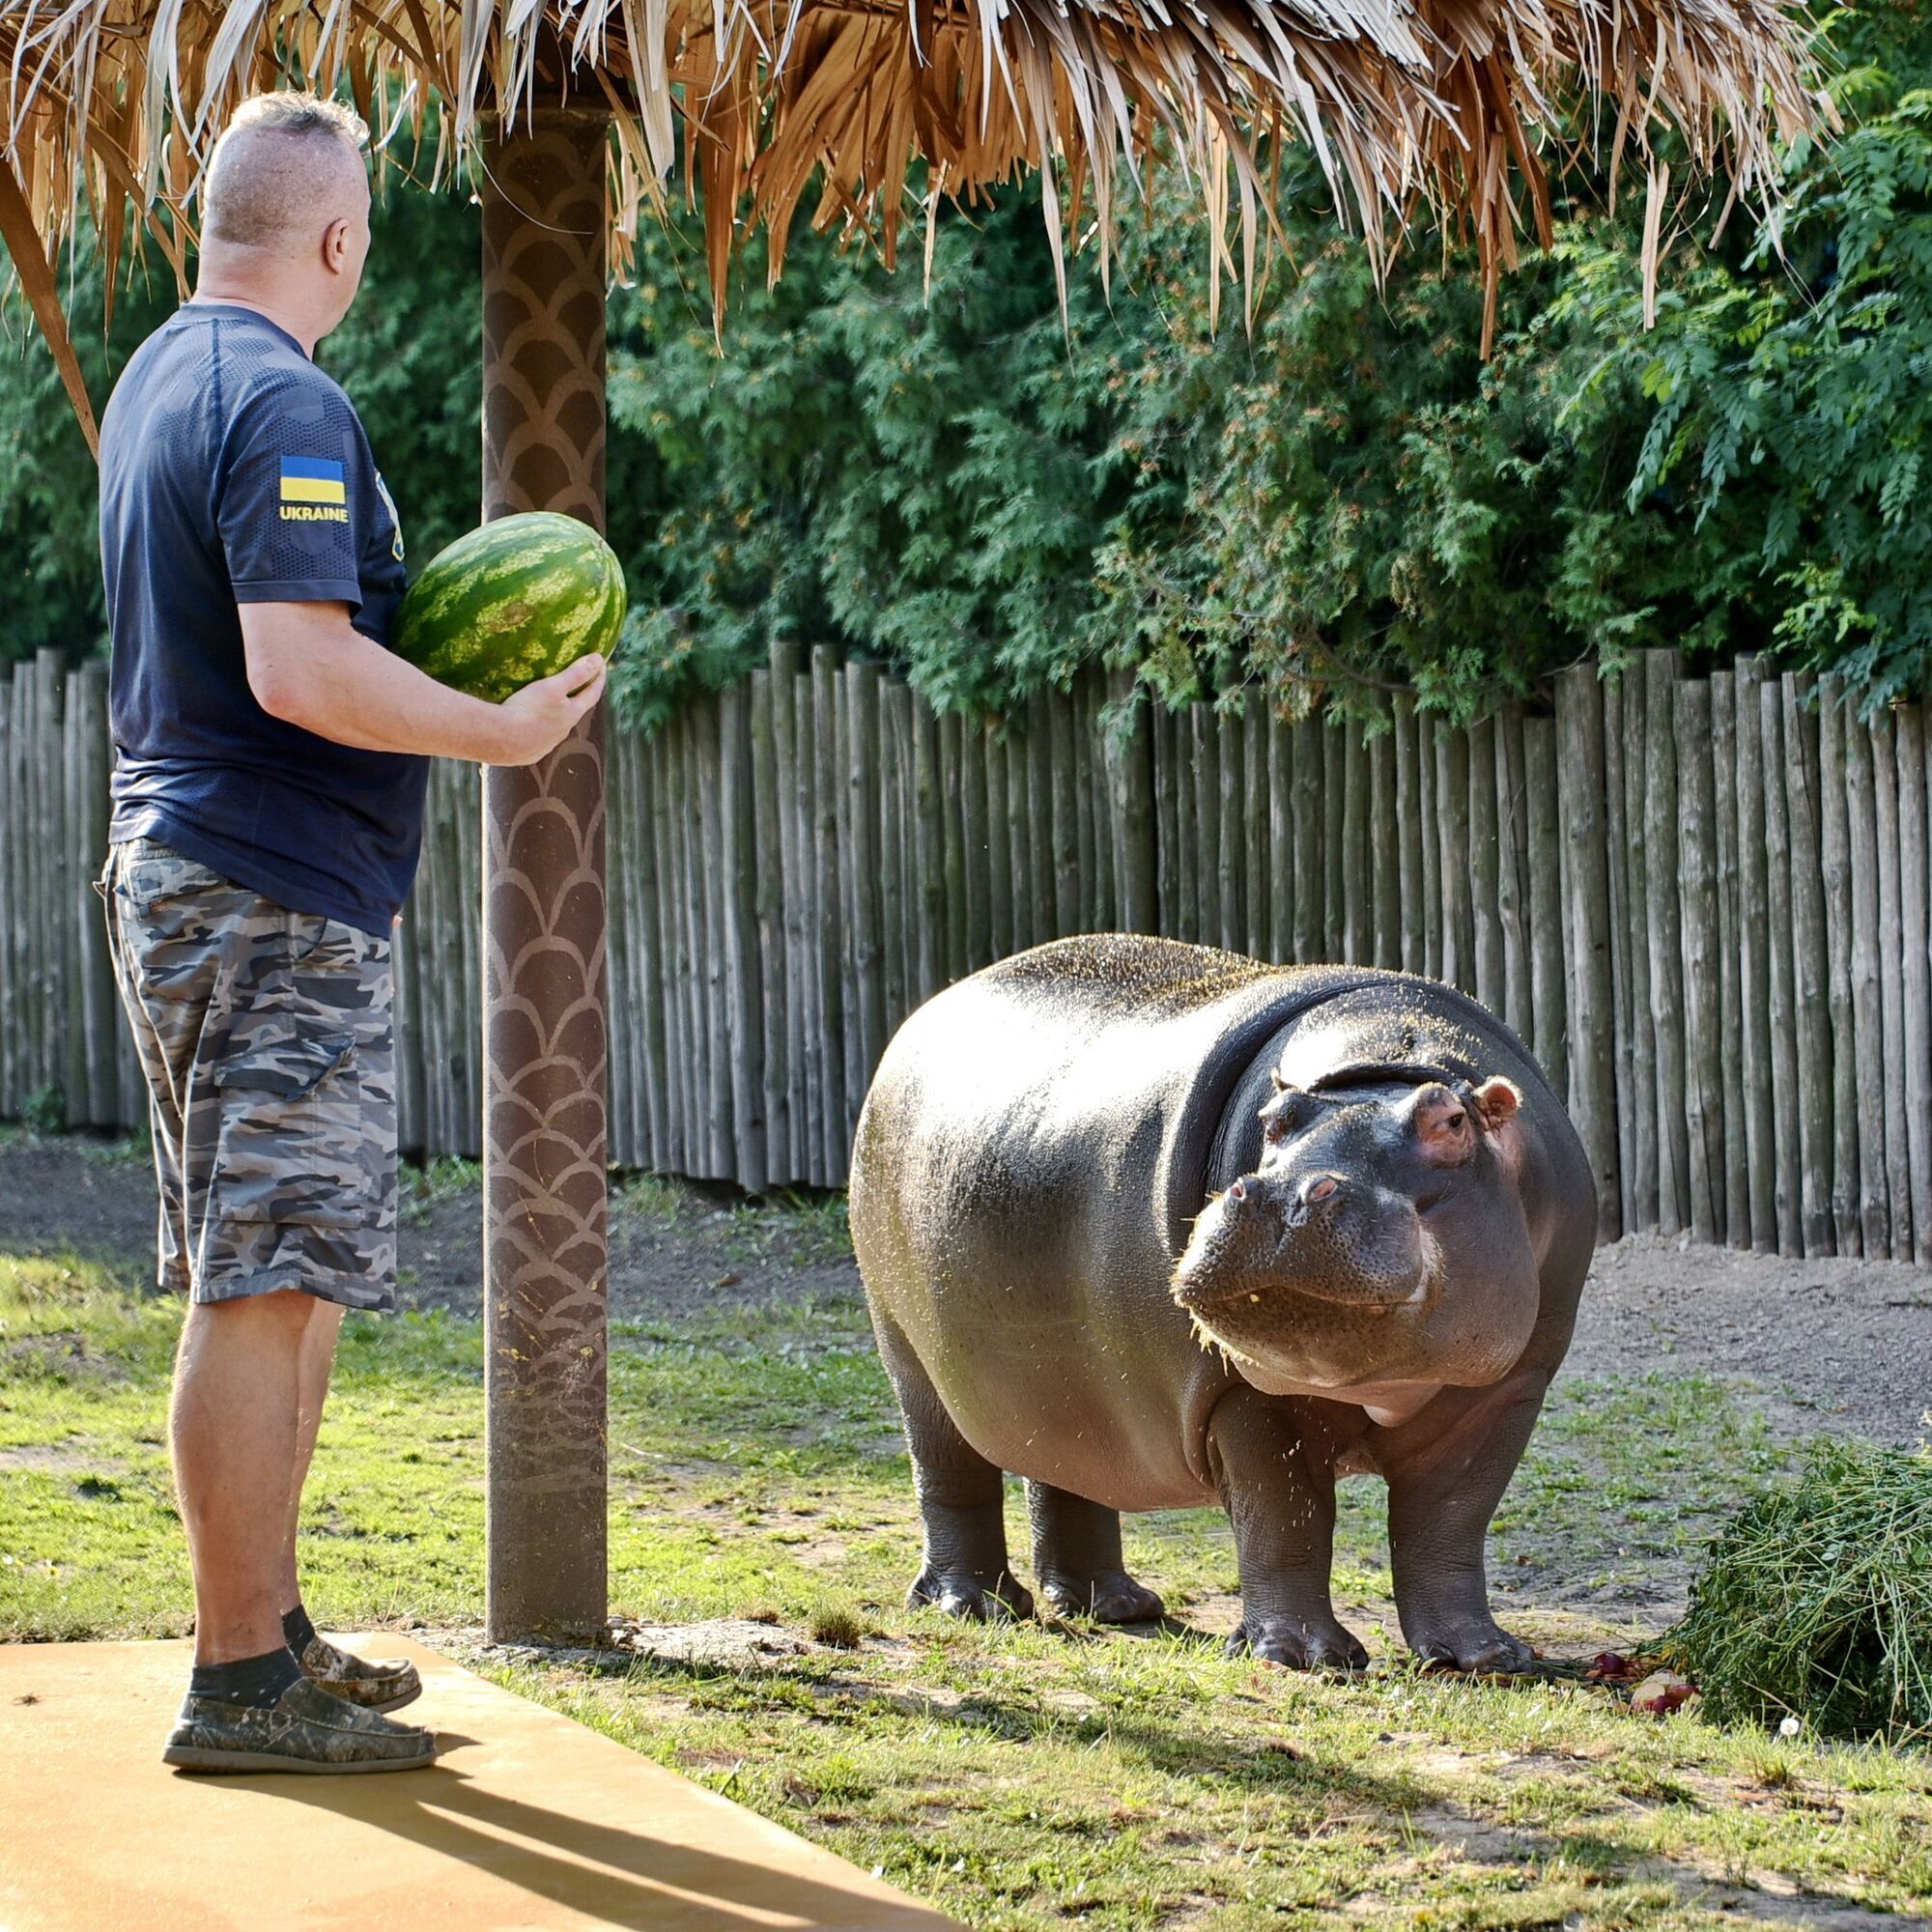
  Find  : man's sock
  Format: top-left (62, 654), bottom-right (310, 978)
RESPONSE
top-left (187, 1645), bottom-right (303, 1709)
top-left (281, 1603), bottom-right (318, 1655)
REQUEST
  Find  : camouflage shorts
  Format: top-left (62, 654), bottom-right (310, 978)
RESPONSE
top-left (99, 838), bottom-right (398, 1311)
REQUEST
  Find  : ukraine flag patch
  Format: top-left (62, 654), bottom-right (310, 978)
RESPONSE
top-left (279, 456), bottom-right (349, 524)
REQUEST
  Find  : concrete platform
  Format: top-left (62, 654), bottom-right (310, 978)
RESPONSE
top-left (0, 1636), bottom-right (957, 1931)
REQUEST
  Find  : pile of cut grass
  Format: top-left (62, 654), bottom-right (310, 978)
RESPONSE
top-left (1670, 1439), bottom-right (1932, 1744)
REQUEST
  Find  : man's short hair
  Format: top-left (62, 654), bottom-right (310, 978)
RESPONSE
top-left (202, 93), bottom-right (370, 251)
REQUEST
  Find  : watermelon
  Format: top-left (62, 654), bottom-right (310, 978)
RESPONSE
top-left (392, 511), bottom-right (627, 703)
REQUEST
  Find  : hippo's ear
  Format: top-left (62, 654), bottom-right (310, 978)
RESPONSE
top-left (1408, 1082), bottom-right (1476, 1166)
top-left (1472, 1076), bottom-right (1522, 1135)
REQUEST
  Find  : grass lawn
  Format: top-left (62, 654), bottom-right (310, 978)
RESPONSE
top-left (2, 1178), bottom-right (1929, 1930)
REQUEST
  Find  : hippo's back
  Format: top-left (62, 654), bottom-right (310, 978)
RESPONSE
top-left (850, 938), bottom-right (1385, 1503)
top-left (853, 936), bottom-right (1374, 1269)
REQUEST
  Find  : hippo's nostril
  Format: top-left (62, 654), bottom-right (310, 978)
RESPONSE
top-left (1303, 1174), bottom-right (1341, 1208)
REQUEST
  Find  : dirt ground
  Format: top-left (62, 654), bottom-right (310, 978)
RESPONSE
top-left (1566, 1234), bottom-right (1931, 1447)
top-left (3, 1134), bottom-right (1927, 1446)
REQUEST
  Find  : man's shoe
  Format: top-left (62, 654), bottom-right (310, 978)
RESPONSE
top-left (162, 1675), bottom-right (437, 1775)
top-left (299, 1633), bottom-right (423, 1715)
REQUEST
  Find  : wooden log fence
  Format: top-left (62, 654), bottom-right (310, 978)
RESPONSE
top-left (4, 643), bottom-right (1930, 1264)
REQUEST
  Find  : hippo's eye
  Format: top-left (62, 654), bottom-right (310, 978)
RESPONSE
top-left (1444, 1111), bottom-right (1465, 1135)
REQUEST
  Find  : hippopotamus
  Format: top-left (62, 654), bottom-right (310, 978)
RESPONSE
top-left (849, 934), bottom-right (1595, 1672)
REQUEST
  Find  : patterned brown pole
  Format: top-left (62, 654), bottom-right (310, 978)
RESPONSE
top-left (480, 102), bottom-right (611, 1641)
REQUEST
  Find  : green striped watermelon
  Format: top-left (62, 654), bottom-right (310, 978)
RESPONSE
top-left (392, 511), bottom-right (627, 703)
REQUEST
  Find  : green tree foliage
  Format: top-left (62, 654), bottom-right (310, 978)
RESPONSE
top-left (601, 163), bottom-right (1751, 724)
top-left (1596, 9), bottom-right (1932, 710)
top-left (1073, 208), bottom-right (1695, 720)
top-left (598, 3), bottom-right (1932, 722)
top-left (603, 198), bottom-right (1132, 724)
top-left (2, 5), bottom-right (1926, 721)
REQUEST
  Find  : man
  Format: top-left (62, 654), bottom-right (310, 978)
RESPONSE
top-left (97, 92), bottom-right (607, 1775)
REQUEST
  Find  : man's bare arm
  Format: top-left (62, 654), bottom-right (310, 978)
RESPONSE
top-left (240, 599), bottom-right (606, 766)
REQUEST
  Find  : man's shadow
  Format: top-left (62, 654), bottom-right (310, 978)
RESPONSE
top-left (259, 1734), bottom-right (951, 1929)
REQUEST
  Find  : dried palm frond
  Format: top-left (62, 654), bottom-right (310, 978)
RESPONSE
top-left (0, 0), bottom-right (1828, 411)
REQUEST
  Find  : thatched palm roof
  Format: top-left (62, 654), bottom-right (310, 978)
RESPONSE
top-left (3, 0), bottom-right (1824, 445)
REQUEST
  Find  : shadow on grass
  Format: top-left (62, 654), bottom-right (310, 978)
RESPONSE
top-left (592, 1645), bottom-right (1916, 1926)
top-left (549, 1637), bottom-right (1466, 1802)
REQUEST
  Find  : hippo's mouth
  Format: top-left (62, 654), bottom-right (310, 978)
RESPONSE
top-left (1169, 1179), bottom-right (1443, 1324)
top-left (1173, 1264), bottom-right (1447, 1398)
top-left (1174, 1263), bottom-right (1436, 1331)
top-left (1195, 1276), bottom-right (1430, 1317)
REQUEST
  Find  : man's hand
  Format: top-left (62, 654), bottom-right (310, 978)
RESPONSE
top-left (241, 601), bottom-right (608, 765)
top-left (491, 653), bottom-right (609, 766)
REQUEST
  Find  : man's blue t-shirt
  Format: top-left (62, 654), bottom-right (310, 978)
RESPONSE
top-left (99, 301), bottom-right (426, 937)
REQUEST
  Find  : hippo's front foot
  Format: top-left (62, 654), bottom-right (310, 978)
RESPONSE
top-left (1401, 1609), bottom-right (1535, 1676)
top-left (908, 1567), bottom-right (1036, 1622)
top-left (1039, 1570), bottom-right (1166, 1625)
top-left (1385, 1373), bottom-right (1553, 1679)
top-left (1228, 1614), bottom-right (1369, 1673)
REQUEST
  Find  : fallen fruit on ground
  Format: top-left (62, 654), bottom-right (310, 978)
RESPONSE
top-left (1629, 1669), bottom-right (1698, 1716)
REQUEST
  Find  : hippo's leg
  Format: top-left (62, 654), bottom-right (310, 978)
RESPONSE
top-left (1382, 1370), bottom-right (1547, 1674)
top-left (1209, 1387), bottom-right (1368, 1671)
top-left (1026, 1483), bottom-right (1166, 1624)
top-left (872, 1308), bottom-right (1034, 1621)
